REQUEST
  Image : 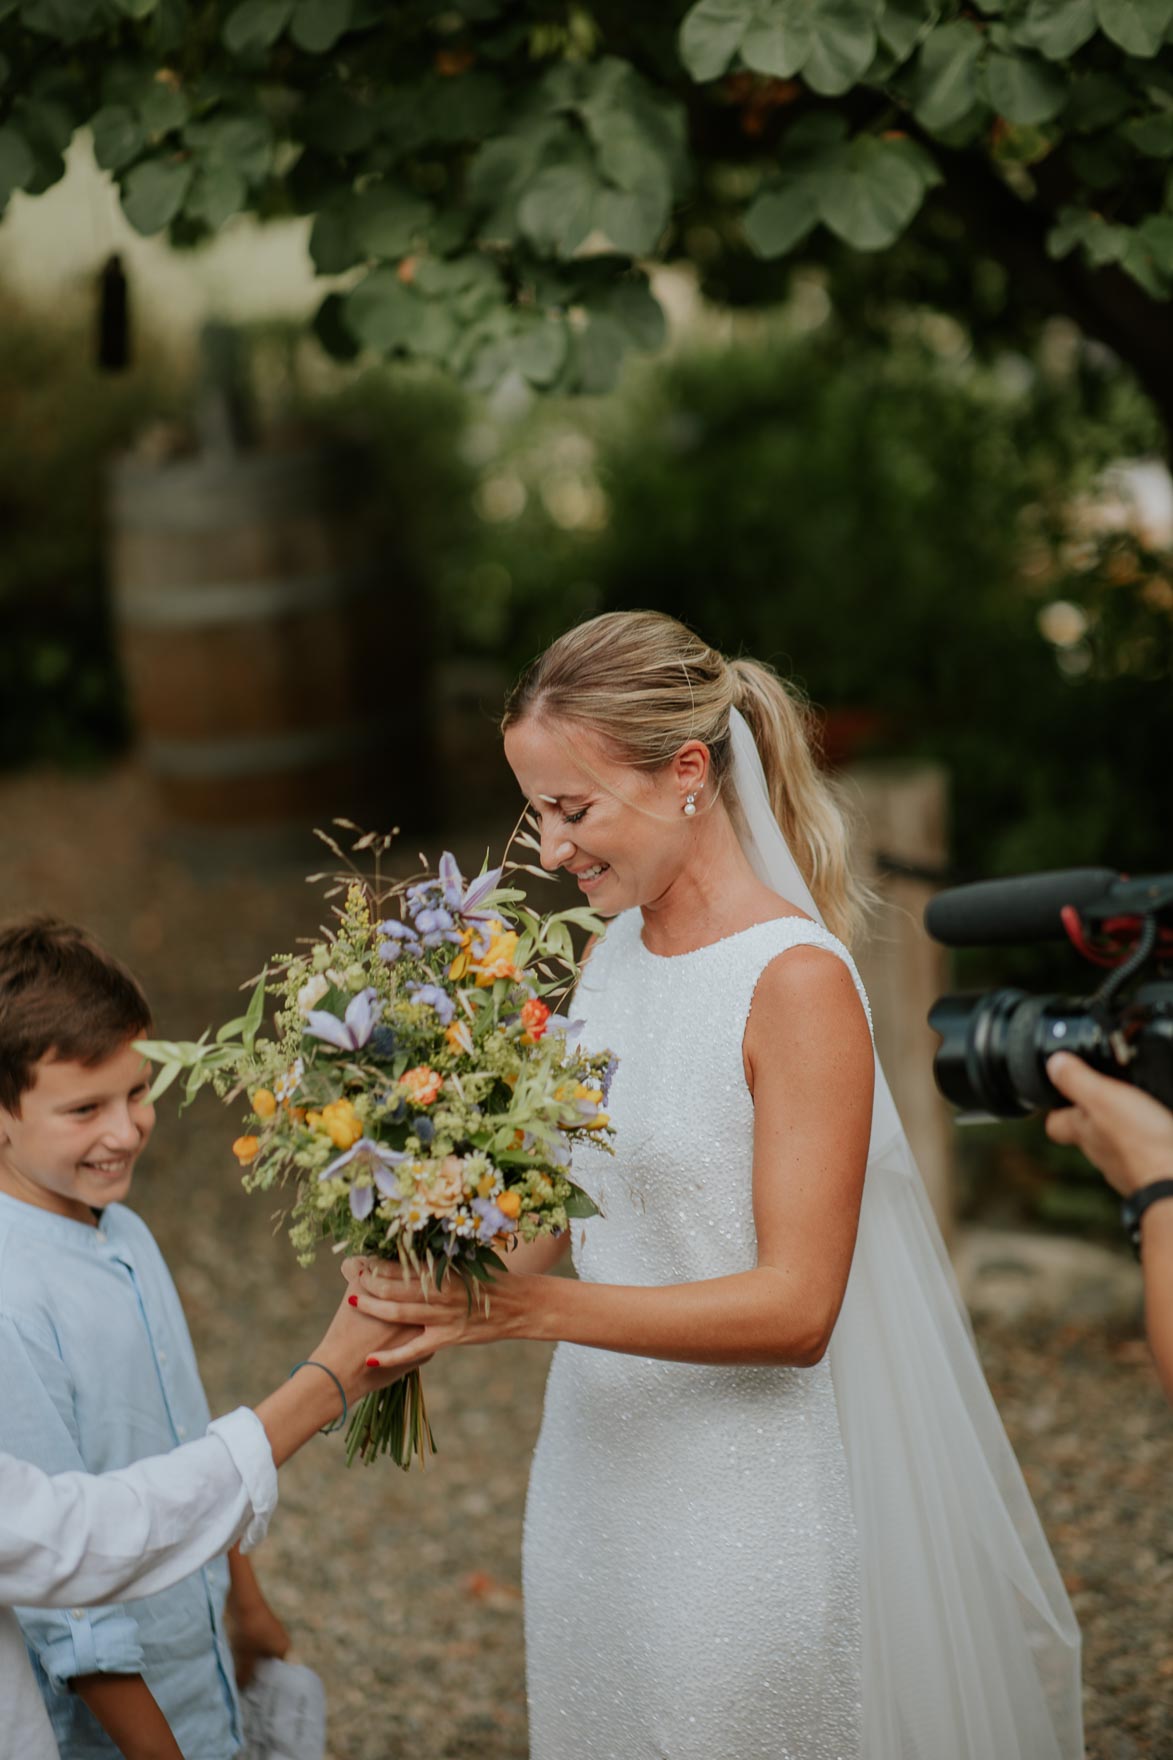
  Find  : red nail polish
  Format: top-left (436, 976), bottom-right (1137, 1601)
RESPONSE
top-left (347, 1294), bottom-right (358, 1307)
top-left (365, 1356), bottom-right (380, 1368)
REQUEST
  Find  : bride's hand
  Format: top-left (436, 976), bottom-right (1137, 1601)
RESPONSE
top-left (342, 1254), bottom-right (531, 1369)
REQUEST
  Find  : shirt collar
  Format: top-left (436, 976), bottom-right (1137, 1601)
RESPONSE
top-left (0, 1189), bottom-right (124, 1249)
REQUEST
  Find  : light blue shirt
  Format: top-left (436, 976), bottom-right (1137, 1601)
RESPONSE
top-left (0, 1193), bottom-right (241, 1759)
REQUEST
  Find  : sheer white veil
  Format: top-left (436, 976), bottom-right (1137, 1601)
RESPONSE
top-left (728, 706), bottom-right (1083, 1760)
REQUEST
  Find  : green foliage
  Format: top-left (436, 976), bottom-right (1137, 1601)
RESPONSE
top-left (0, 1), bottom-right (1171, 397)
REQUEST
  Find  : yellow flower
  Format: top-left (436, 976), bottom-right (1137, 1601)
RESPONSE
top-left (321, 1098), bottom-right (363, 1150)
top-left (232, 1135), bottom-right (261, 1164)
top-left (445, 1019), bottom-right (474, 1056)
top-left (305, 1109), bottom-right (324, 1133)
top-left (574, 1084), bottom-right (603, 1105)
top-left (472, 922), bottom-right (522, 987)
top-left (497, 1190), bottom-right (522, 1220)
top-left (584, 1112), bottom-right (610, 1131)
top-left (449, 949), bottom-right (471, 981)
top-left (250, 1088), bottom-right (277, 1119)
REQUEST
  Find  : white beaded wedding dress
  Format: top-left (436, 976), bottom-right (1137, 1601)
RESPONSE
top-left (521, 710), bottom-right (1082, 1760)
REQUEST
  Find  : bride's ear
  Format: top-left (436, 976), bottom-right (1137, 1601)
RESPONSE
top-left (671, 740), bottom-right (709, 806)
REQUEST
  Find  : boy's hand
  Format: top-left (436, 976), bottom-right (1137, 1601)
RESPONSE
top-left (227, 1547), bottom-right (291, 1688)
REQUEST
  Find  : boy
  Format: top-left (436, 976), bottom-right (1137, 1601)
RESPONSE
top-left (0, 917), bottom-right (289, 1759)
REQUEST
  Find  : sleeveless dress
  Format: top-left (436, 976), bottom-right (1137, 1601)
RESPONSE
top-left (523, 909), bottom-right (867, 1760)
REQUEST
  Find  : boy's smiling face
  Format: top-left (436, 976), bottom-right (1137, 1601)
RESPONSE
top-left (0, 1037), bottom-right (156, 1224)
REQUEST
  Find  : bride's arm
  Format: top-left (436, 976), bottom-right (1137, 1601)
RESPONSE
top-left (349, 947), bottom-right (873, 1369)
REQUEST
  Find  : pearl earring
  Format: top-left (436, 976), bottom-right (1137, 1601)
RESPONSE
top-left (683, 791), bottom-right (698, 817)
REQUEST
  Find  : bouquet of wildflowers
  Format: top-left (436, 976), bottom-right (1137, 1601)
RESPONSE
top-left (137, 824), bottom-right (614, 1468)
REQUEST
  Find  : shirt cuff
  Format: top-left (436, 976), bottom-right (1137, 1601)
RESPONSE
top-left (37, 1610), bottom-right (144, 1689)
top-left (207, 1408), bottom-right (278, 1553)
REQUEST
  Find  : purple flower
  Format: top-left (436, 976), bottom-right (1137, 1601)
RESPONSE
top-left (304, 988), bottom-right (381, 1051)
top-left (318, 1136), bottom-right (411, 1208)
top-left (378, 920), bottom-right (420, 964)
top-left (471, 1195), bottom-right (516, 1237)
top-left (406, 981), bottom-right (456, 1026)
top-left (414, 906), bottom-right (454, 937)
top-left (599, 1055), bottom-right (618, 1103)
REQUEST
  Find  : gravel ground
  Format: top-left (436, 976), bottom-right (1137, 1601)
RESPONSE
top-left (1, 764), bottom-right (1169, 1758)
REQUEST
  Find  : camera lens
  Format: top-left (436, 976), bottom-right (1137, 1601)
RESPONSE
top-left (928, 991), bottom-right (1117, 1117)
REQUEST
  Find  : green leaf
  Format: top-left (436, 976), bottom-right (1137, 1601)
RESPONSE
top-left (514, 317), bottom-right (569, 386)
top-left (1093, 0), bottom-right (1173, 56)
top-left (145, 1061), bottom-right (183, 1104)
top-left (186, 162), bottom-right (247, 228)
top-left (1138, 212), bottom-right (1173, 271)
top-left (309, 201), bottom-right (362, 271)
top-left (563, 1187), bottom-right (601, 1219)
top-left (91, 105), bottom-right (144, 171)
top-left (313, 290), bottom-right (361, 361)
top-left (1127, 111), bottom-right (1173, 155)
top-left (121, 155), bottom-right (193, 233)
top-left (678, 0), bottom-right (753, 81)
top-left (596, 178), bottom-right (671, 254)
top-left (139, 82), bottom-right (189, 134)
top-left (983, 50), bottom-right (1067, 124)
top-left (574, 312), bottom-right (629, 394)
top-left (817, 134), bottom-right (927, 249)
top-left (914, 20), bottom-right (983, 131)
top-left (115, 0), bottom-right (158, 16)
top-left (350, 184), bottom-right (432, 258)
top-left (744, 175), bottom-right (820, 256)
top-left (1019, 0), bottom-right (1097, 57)
top-left (183, 113), bottom-right (274, 182)
top-left (741, 0), bottom-right (815, 77)
top-left (345, 269), bottom-right (457, 358)
top-left (222, 0), bottom-right (294, 53)
top-left (290, 0), bottom-right (351, 51)
top-left (1121, 229), bottom-right (1169, 295)
top-left (803, 0), bottom-right (880, 96)
top-left (518, 161), bottom-right (598, 256)
top-left (878, 0), bottom-right (938, 63)
top-left (598, 276), bottom-right (668, 351)
top-left (241, 969), bottom-right (268, 1052)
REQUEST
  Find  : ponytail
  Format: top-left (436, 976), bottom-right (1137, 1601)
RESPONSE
top-left (728, 658), bottom-right (873, 947)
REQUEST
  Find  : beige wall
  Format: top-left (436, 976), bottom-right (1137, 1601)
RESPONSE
top-left (0, 135), bottom-right (322, 340)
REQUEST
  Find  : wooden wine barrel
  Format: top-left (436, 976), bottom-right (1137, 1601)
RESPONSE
top-left (107, 446), bottom-right (430, 829)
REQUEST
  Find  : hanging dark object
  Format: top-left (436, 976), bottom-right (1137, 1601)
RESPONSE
top-left (97, 254), bottom-right (131, 371)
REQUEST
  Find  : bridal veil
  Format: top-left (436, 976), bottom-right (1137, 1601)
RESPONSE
top-left (728, 706), bottom-right (1083, 1759)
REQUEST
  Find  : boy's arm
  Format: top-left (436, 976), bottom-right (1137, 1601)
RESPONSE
top-left (226, 1545), bottom-right (290, 1688)
top-left (73, 1674), bottom-right (183, 1760)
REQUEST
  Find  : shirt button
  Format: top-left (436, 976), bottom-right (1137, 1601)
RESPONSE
top-left (94, 1230), bottom-right (106, 1244)
top-left (157, 1350), bottom-right (167, 1365)
top-left (70, 1609), bottom-right (84, 1619)
top-left (177, 1425), bottom-right (187, 1439)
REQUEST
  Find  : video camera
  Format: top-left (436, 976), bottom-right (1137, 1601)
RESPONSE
top-left (925, 869), bottom-right (1173, 1119)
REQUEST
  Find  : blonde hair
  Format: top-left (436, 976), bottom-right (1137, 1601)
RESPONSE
top-left (502, 610), bottom-right (873, 946)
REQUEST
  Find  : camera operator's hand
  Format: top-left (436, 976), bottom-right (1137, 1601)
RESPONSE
top-left (1044, 1053), bottom-right (1173, 1196)
top-left (1046, 1051), bottom-right (1173, 1408)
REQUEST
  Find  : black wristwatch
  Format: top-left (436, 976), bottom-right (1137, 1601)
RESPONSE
top-left (1120, 1180), bottom-right (1173, 1258)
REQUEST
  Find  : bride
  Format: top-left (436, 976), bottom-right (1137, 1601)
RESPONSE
top-left (349, 611), bottom-right (1082, 1758)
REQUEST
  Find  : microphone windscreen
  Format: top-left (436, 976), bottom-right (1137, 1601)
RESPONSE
top-left (924, 868), bottom-right (1118, 946)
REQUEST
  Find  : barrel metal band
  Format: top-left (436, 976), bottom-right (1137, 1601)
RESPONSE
top-left (144, 723), bottom-right (388, 780)
top-left (116, 572), bottom-right (375, 630)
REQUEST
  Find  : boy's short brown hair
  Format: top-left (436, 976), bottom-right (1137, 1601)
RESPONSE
top-left (0, 917), bottom-right (152, 1111)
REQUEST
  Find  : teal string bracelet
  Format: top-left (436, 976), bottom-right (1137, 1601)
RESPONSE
top-left (289, 1360), bottom-right (348, 1434)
